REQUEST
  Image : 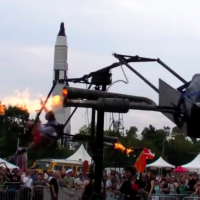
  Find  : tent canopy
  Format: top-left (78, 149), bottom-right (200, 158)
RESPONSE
top-left (172, 166), bottom-right (188, 173)
top-left (146, 157), bottom-right (175, 168)
top-left (0, 158), bottom-right (18, 169)
top-left (182, 153), bottom-right (200, 170)
top-left (66, 144), bottom-right (92, 164)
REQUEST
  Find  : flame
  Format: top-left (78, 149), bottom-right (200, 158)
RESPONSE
top-left (52, 95), bottom-right (62, 107)
top-left (114, 142), bottom-right (134, 156)
top-left (126, 148), bottom-right (134, 156)
top-left (62, 88), bottom-right (68, 97)
top-left (16, 104), bottom-right (28, 112)
top-left (114, 142), bottom-right (126, 152)
top-left (0, 103), bottom-right (6, 115)
top-left (0, 89), bottom-right (63, 114)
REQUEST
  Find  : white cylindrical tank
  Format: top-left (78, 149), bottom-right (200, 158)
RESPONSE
top-left (52, 22), bottom-right (71, 145)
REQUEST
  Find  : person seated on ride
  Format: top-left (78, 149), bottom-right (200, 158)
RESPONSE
top-left (185, 74), bottom-right (200, 103)
top-left (16, 111), bottom-right (59, 155)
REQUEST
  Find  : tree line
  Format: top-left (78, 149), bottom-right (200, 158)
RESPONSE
top-left (76, 123), bottom-right (199, 168)
top-left (0, 104), bottom-right (198, 168)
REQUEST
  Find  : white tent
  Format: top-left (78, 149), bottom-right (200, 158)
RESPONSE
top-left (182, 154), bottom-right (200, 173)
top-left (66, 144), bottom-right (92, 164)
top-left (146, 157), bottom-right (175, 168)
top-left (0, 158), bottom-right (18, 169)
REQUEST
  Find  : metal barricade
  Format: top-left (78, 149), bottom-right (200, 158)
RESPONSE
top-left (147, 195), bottom-right (178, 200)
top-left (182, 196), bottom-right (200, 200)
top-left (106, 190), bottom-right (117, 200)
top-left (147, 193), bottom-right (194, 200)
top-left (0, 185), bottom-right (84, 200)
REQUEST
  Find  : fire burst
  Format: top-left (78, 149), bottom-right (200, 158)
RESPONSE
top-left (114, 142), bottom-right (134, 156)
top-left (1, 89), bottom-right (63, 114)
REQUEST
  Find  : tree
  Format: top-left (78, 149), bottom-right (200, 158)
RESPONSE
top-left (126, 126), bottom-right (138, 138)
top-left (0, 103), bottom-right (29, 158)
top-left (78, 124), bottom-right (91, 135)
top-left (141, 125), bottom-right (156, 140)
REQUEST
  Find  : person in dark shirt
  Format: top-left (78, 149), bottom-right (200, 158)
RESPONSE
top-left (82, 173), bottom-right (94, 200)
top-left (188, 174), bottom-right (197, 191)
top-left (116, 166), bottom-right (147, 200)
top-left (50, 173), bottom-right (59, 200)
top-left (33, 174), bottom-right (49, 200)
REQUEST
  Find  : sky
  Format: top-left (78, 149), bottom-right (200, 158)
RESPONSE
top-left (0, 0), bottom-right (200, 135)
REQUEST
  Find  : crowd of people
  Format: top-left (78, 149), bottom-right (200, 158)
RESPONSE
top-left (105, 167), bottom-right (200, 199)
top-left (0, 161), bottom-right (200, 200)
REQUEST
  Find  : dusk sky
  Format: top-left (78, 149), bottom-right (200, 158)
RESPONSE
top-left (1, 0), bottom-right (200, 134)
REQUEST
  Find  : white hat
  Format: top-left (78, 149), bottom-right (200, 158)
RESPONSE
top-left (44, 173), bottom-right (49, 180)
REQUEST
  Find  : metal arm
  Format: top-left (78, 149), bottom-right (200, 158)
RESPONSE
top-left (63, 98), bottom-right (180, 116)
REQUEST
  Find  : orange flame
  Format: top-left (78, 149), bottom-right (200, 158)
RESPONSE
top-left (114, 142), bottom-right (126, 152)
top-left (15, 104), bottom-right (28, 112)
top-left (62, 88), bottom-right (68, 97)
top-left (0, 103), bottom-right (6, 115)
top-left (52, 95), bottom-right (62, 107)
top-left (1, 89), bottom-right (63, 114)
top-left (114, 142), bottom-right (134, 156)
top-left (126, 148), bottom-right (134, 156)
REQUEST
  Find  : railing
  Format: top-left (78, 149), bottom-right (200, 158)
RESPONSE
top-left (115, 192), bottom-right (195, 200)
top-left (0, 184), bottom-right (197, 200)
top-left (146, 192), bottom-right (194, 200)
top-left (0, 184), bottom-right (83, 200)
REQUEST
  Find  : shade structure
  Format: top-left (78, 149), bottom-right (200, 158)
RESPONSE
top-left (172, 166), bottom-right (189, 173)
top-left (0, 158), bottom-right (18, 169)
top-left (181, 153), bottom-right (200, 173)
top-left (146, 157), bottom-right (175, 168)
top-left (66, 144), bottom-right (92, 164)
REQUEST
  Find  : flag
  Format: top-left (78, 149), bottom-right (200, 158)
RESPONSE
top-left (134, 148), bottom-right (155, 173)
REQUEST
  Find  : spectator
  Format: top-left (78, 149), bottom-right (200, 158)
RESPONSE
top-left (63, 170), bottom-right (74, 188)
top-left (154, 178), bottom-right (161, 194)
top-left (145, 171), bottom-right (155, 196)
top-left (33, 173), bottom-right (49, 200)
top-left (82, 173), bottom-right (94, 200)
top-left (188, 174), bottom-right (197, 192)
top-left (168, 176), bottom-right (178, 194)
top-left (177, 176), bottom-right (187, 194)
top-left (116, 166), bottom-right (147, 200)
top-left (50, 172), bottom-right (59, 200)
top-left (21, 171), bottom-right (33, 200)
top-left (160, 178), bottom-right (169, 194)
top-left (74, 173), bottom-right (83, 188)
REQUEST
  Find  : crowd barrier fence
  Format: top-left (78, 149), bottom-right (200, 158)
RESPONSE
top-left (115, 192), bottom-right (196, 200)
top-left (0, 184), bottom-right (198, 200)
top-left (0, 185), bottom-right (83, 200)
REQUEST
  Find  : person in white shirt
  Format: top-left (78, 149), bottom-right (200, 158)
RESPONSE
top-left (22, 172), bottom-right (33, 200)
top-left (22, 172), bottom-right (33, 188)
top-left (168, 176), bottom-right (178, 194)
top-left (74, 173), bottom-right (83, 188)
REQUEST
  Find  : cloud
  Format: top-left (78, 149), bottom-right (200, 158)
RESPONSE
top-left (0, 40), bottom-right (191, 134)
top-left (1, 0), bottom-right (200, 135)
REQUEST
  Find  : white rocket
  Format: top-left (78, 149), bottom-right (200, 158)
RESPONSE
top-left (52, 22), bottom-right (71, 137)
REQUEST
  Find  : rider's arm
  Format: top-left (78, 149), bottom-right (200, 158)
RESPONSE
top-left (40, 99), bottom-right (49, 113)
top-left (43, 107), bottom-right (49, 113)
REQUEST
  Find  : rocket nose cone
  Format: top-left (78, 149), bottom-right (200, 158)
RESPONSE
top-left (58, 22), bottom-right (66, 36)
